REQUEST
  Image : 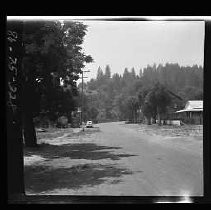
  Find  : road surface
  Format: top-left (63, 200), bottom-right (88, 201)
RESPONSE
top-left (25, 122), bottom-right (203, 196)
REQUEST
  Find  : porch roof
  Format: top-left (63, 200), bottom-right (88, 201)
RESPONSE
top-left (176, 108), bottom-right (203, 113)
top-left (175, 100), bottom-right (203, 113)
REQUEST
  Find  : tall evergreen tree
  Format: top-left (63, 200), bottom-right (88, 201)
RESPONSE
top-left (105, 65), bottom-right (111, 79)
top-left (131, 67), bottom-right (136, 79)
top-left (123, 67), bottom-right (129, 79)
top-left (83, 62), bottom-right (203, 123)
top-left (139, 68), bottom-right (143, 78)
top-left (97, 66), bottom-right (104, 80)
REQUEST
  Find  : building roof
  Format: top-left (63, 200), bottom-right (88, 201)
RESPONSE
top-left (185, 100), bottom-right (203, 109)
top-left (176, 100), bottom-right (203, 113)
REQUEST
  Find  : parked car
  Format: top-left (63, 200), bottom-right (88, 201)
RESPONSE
top-left (86, 121), bottom-right (93, 128)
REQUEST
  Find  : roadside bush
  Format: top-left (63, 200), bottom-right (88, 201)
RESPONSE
top-left (56, 116), bottom-right (68, 128)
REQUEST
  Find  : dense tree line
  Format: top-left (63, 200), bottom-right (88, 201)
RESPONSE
top-left (81, 63), bottom-right (203, 124)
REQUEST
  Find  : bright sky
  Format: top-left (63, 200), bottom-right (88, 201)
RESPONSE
top-left (7, 17), bottom-right (205, 83)
top-left (80, 21), bottom-right (205, 82)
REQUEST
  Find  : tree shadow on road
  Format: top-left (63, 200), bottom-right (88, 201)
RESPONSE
top-left (24, 142), bottom-right (137, 194)
top-left (24, 143), bottom-right (137, 160)
top-left (24, 141), bottom-right (138, 194)
top-left (24, 163), bottom-right (133, 194)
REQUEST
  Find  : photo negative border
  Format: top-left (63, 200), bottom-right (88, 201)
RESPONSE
top-left (4, 16), bottom-right (211, 204)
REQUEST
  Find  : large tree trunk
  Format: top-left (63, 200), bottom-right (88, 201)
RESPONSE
top-left (147, 117), bottom-right (151, 125)
top-left (23, 111), bottom-right (37, 147)
top-left (134, 111), bottom-right (137, 123)
top-left (157, 113), bottom-right (162, 125)
top-left (152, 117), bottom-right (156, 124)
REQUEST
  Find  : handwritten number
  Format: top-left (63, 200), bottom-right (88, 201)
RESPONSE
top-left (8, 82), bottom-right (17, 93)
top-left (8, 30), bottom-right (18, 39)
top-left (8, 56), bottom-right (17, 65)
top-left (8, 63), bottom-right (18, 76)
top-left (7, 36), bottom-right (17, 43)
top-left (7, 30), bottom-right (18, 114)
top-left (9, 91), bottom-right (16, 100)
top-left (7, 100), bottom-right (17, 112)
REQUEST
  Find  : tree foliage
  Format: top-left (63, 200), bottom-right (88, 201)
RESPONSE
top-left (81, 63), bottom-right (203, 123)
top-left (22, 20), bottom-right (93, 146)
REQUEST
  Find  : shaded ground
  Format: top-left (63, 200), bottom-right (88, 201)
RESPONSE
top-left (24, 143), bottom-right (135, 160)
top-left (25, 164), bottom-right (132, 193)
top-left (24, 127), bottom-right (136, 194)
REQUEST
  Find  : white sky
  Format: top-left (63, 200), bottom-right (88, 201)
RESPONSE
top-left (7, 17), bottom-right (205, 83)
top-left (80, 20), bottom-right (205, 82)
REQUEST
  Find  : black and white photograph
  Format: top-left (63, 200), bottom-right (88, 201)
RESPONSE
top-left (6, 16), bottom-right (208, 203)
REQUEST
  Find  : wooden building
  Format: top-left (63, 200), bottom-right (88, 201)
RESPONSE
top-left (175, 100), bottom-right (203, 125)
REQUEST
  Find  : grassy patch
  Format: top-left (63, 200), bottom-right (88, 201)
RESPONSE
top-left (36, 128), bottom-right (73, 140)
top-left (36, 127), bottom-right (100, 141)
top-left (136, 124), bottom-right (203, 137)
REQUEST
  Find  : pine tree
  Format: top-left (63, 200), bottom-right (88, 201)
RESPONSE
top-left (139, 68), bottom-right (143, 78)
top-left (131, 67), bottom-right (136, 79)
top-left (105, 65), bottom-right (111, 79)
top-left (97, 66), bottom-right (104, 80)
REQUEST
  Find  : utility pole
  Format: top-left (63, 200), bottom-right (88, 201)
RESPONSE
top-left (80, 70), bottom-right (90, 127)
top-left (81, 71), bottom-right (83, 126)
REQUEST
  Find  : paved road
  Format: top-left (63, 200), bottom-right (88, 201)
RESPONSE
top-left (25, 121), bottom-right (203, 196)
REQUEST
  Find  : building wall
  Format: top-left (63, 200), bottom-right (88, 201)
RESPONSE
top-left (178, 111), bottom-right (203, 125)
